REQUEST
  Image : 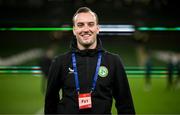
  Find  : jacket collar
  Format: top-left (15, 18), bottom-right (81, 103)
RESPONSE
top-left (70, 37), bottom-right (104, 56)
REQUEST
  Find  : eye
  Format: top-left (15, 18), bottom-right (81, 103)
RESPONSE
top-left (77, 23), bottom-right (84, 28)
top-left (88, 22), bottom-right (95, 27)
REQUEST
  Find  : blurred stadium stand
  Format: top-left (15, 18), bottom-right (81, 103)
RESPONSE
top-left (0, 0), bottom-right (179, 26)
top-left (0, 0), bottom-right (180, 66)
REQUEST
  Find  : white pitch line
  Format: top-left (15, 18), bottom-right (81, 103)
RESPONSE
top-left (35, 107), bottom-right (44, 115)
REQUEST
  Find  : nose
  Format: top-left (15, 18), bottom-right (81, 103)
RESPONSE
top-left (82, 24), bottom-right (90, 32)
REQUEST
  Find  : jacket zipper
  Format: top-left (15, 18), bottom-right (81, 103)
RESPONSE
top-left (86, 56), bottom-right (89, 79)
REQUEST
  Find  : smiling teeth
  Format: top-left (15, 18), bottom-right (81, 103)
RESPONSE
top-left (83, 34), bottom-right (90, 36)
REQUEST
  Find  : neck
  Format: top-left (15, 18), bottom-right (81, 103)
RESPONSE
top-left (77, 41), bottom-right (97, 50)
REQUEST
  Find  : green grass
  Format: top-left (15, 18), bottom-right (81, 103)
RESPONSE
top-left (128, 76), bottom-right (180, 114)
top-left (112, 75), bottom-right (180, 114)
top-left (0, 74), bottom-right (44, 114)
top-left (0, 74), bottom-right (180, 114)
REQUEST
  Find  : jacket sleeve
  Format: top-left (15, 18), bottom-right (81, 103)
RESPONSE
top-left (112, 55), bottom-right (135, 114)
top-left (44, 57), bottom-right (62, 114)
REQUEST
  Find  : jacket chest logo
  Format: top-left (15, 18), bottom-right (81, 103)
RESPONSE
top-left (98, 66), bottom-right (108, 77)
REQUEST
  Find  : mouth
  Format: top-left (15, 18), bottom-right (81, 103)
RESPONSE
top-left (81, 34), bottom-right (91, 39)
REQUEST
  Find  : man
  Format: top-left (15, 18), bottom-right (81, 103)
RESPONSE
top-left (45, 7), bottom-right (135, 114)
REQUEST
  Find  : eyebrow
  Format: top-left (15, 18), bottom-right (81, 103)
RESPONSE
top-left (76, 21), bottom-right (95, 24)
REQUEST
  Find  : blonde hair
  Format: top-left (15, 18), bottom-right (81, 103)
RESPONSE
top-left (72, 7), bottom-right (99, 25)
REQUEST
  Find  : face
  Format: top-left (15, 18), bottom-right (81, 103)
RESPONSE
top-left (73, 12), bottom-right (99, 50)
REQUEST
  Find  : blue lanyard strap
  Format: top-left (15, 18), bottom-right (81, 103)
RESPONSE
top-left (72, 53), bottom-right (80, 92)
top-left (71, 52), bottom-right (102, 93)
top-left (91, 52), bottom-right (102, 91)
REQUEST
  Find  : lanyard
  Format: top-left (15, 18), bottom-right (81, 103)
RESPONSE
top-left (72, 52), bottom-right (102, 94)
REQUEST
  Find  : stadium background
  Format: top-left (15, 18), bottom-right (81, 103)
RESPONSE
top-left (0, 0), bottom-right (180, 114)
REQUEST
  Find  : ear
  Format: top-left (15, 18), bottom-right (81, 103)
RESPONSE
top-left (73, 26), bottom-right (76, 36)
top-left (96, 25), bottom-right (100, 34)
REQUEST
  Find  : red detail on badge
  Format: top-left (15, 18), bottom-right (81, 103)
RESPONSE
top-left (78, 93), bottom-right (92, 109)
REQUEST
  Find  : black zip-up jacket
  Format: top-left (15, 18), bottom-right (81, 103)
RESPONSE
top-left (45, 38), bottom-right (135, 114)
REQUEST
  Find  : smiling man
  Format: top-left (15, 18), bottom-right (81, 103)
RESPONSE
top-left (45, 7), bottom-right (135, 114)
top-left (73, 9), bottom-right (99, 50)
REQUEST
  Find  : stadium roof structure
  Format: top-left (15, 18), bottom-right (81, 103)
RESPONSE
top-left (0, 0), bottom-right (179, 27)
